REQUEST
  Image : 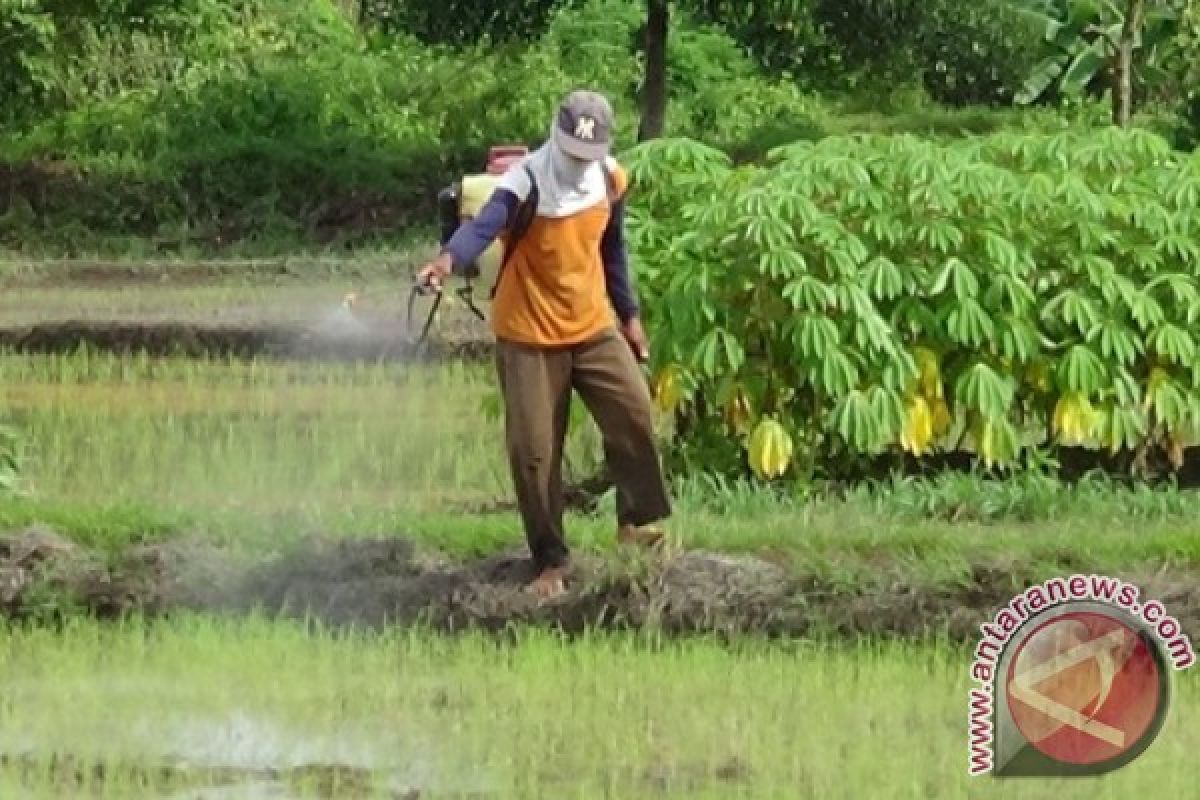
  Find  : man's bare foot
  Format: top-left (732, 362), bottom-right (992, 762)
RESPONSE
top-left (617, 523), bottom-right (667, 550)
top-left (528, 565), bottom-right (569, 600)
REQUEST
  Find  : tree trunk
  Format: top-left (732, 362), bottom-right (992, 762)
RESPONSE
top-left (1114, 0), bottom-right (1146, 128)
top-left (638, 0), bottom-right (669, 141)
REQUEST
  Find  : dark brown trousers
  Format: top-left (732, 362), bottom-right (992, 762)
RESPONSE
top-left (494, 326), bottom-right (672, 570)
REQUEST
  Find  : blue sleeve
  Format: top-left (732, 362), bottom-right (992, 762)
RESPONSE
top-left (441, 189), bottom-right (519, 275)
top-left (601, 196), bottom-right (639, 322)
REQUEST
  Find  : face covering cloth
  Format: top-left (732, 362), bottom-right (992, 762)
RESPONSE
top-left (502, 128), bottom-right (609, 219)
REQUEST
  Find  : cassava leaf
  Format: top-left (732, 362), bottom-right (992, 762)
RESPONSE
top-left (946, 298), bottom-right (994, 349)
top-left (955, 363), bottom-right (1015, 419)
top-left (864, 256), bottom-right (904, 301)
top-left (1057, 344), bottom-right (1107, 394)
top-left (829, 389), bottom-right (877, 453)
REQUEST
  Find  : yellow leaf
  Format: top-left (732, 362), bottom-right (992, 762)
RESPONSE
top-left (653, 365), bottom-right (682, 415)
top-left (979, 420), bottom-right (997, 465)
top-left (931, 397), bottom-right (953, 437)
top-left (912, 346), bottom-right (943, 399)
top-left (971, 416), bottom-right (1014, 468)
top-left (900, 396), bottom-right (934, 456)
top-left (1053, 392), bottom-right (1097, 446)
top-left (724, 385), bottom-right (754, 435)
top-left (748, 418), bottom-right (793, 480)
top-left (1167, 433), bottom-right (1185, 472)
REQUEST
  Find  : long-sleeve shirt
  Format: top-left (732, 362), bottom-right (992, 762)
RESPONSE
top-left (441, 173), bottom-right (640, 331)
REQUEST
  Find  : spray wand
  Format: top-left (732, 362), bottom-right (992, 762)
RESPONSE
top-left (340, 272), bottom-right (486, 346)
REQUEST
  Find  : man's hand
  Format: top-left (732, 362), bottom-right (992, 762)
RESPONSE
top-left (620, 315), bottom-right (650, 363)
top-left (416, 252), bottom-right (454, 290)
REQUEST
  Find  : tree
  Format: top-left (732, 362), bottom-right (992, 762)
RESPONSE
top-left (635, 0), bottom-right (808, 141)
top-left (1114, 0), bottom-right (1146, 126)
top-left (638, 0), bottom-right (669, 140)
top-left (1013, 0), bottom-right (1183, 127)
top-left (360, 0), bottom-right (571, 44)
top-left (365, 0), bottom-right (807, 142)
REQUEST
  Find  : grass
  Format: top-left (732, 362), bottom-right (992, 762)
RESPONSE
top-left (0, 279), bottom-right (416, 328)
top-left (0, 616), bottom-right (1194, 798)
top-left (1, 353), bottom-right (519, 513)
top-left (3, 349), bottom-right (1200, 589)
top-left (3, 288), bottom-right (1200, 798)
top-left (0, 247), bottom-right (432, 281)
top-left (0, 250), bottom-right (445, 327)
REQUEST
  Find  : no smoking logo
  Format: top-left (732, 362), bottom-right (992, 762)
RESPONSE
top-left (989, 603), bottom-right (1173, 776)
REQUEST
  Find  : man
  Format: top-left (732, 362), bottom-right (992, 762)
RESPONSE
top-left (417, 89), bottom-right (673, 600)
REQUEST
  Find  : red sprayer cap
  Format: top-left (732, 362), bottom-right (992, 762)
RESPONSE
top-left (487, 145), bottom-right (528, 175)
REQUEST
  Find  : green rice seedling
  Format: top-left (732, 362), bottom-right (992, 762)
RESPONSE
top-left (5, 347), bottom-right (1200, 580)
top-left (0, 276), bottom-right (424, 329)
top-left (0, 617), bottom-right (1196, 799)
top-left (1, 350), bottom-right (530, 514)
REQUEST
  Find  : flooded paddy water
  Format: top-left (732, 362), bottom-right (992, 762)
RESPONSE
top-left (2, 616), bottom-right (1198, 799)
top-left (3, 264), bottom-right (1200, 798)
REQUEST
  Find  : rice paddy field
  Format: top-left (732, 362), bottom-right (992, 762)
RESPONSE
top-left (2, 619), bottom-right (1199, 800)
top-left (3, 266), bottom-right (1200, 798)
top-left (0, 258), bottom-right (431, 328)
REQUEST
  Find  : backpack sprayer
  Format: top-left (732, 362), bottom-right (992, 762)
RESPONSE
top-left (344, 143), bottom-right (618, 349)
top-left (334, 145), bottom-right (528, 346)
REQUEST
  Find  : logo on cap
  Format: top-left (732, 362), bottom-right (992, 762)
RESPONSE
top-left (574, 116), bottom-right (596, 141)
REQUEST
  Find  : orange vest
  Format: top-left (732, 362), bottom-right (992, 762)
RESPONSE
top-left (492, 165), bottom-right (630, 347)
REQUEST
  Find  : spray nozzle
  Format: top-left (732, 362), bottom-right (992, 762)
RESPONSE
top-left (412, 273), bottom-right (443, 297)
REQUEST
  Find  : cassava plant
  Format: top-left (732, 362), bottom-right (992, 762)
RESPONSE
top-left (624, 127), bottom-right (1200, 482)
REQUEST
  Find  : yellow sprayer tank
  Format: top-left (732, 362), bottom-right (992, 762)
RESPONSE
top-left (459, 173), bottom-right (505, 291)
top-left (444, 146), bottom-right (529, 296)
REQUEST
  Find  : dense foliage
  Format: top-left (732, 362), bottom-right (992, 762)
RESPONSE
top-left (4, 0), bottom-right (1200, 492)
top-left (1012, 0), bottom-right (1186, 129)
top-left (1166, 0), bottom-right (1200, 148)
top-left (806, 0), bottom-right (1050, 107)
top-left (0, 0), bottom-right (833, 253)
top-left (626, 129), bottom-right (1200, 481)
top-left (4, 0), bottom-right (1197, 256)
top-left (360, 0), bottom-right (569, 44)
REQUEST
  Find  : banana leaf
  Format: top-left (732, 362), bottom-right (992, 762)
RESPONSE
top-left (1011, 0), bottom-right (1067, 41)
top-left (1060, 36), bottom-right (1111, 96)
top-left (1016, 55), bottom-right (1067, 104)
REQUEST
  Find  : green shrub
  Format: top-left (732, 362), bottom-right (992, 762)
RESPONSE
top-left (0, 1), bottom-right (59, 124)
top-left (662, 17), bottom-right (833, 156)
top-left (626, 129), bottom-right (1200, 482)
top-left (1166, 1), bottom-right (1200, 150)
top-left (1, 0), bottom-right (833, 253)
top-left (800, 0), bottom-right (1050, 108)
top-left (1, 30), bottom-right (452, 249)
top-left (361, 0), bottom-right (570, 45)
top-left (542, 0), bottom-right (641, 108)
top-left (0, 0), bottom-right (297, 125)
top-left (918, 2), bottom-right (1047, 106)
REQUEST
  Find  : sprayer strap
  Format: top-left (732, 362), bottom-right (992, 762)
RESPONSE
top-left (489, 165), bottom-right (536, 300)
top-left (488, 162), bottom-right (618, 301)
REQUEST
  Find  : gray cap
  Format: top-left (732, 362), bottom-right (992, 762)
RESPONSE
top-left (553, 89), bottom-right (614, 162)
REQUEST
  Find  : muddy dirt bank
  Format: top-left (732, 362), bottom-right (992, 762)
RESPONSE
top-left (0, 259), bottom-right (414, 287)
top-left (0, 321), bottom-right (493, 363)
top-left (5, 526), bottom-right (1199, 644)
